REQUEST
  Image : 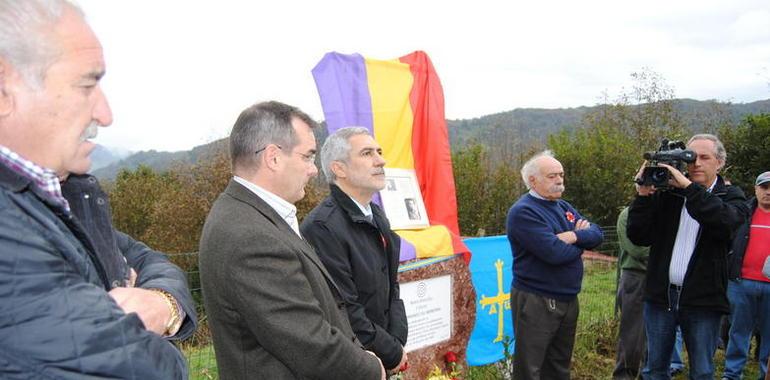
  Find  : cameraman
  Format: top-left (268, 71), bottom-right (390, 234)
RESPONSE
top-left (628, 134), bottom-right (748, 380)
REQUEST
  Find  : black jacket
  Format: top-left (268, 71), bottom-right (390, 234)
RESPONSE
top-left (61, 174), bottom-right (197, 340)
top-left (0, 163), bottom-right (187, 379)
top-left (727, 197), bottom-right (757, 280)
top-left (627, 176), bottom-right (748, 314)
top-left (300, 185), bottom-right (408, 370)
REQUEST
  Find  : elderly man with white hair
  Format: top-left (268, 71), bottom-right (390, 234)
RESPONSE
top-left (506, 150), bottom-right (603, 380)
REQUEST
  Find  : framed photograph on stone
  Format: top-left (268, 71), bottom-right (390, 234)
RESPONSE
top-left (379, 168), bottom-right (430, 229)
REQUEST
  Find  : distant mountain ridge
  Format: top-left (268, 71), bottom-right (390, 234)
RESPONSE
top-left (446, 98), bottom-right (770, 150)
top-left (92, 98), bottom-right (770, 181)
top-left (90, 144), bottom-right (129, 171)
top-left (92, 139), bottom-right (229, 180)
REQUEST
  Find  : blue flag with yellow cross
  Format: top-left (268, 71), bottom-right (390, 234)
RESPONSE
top-left (464, 235), bottom-right (515, 366)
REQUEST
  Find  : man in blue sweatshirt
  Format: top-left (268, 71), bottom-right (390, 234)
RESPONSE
top-left (506, 150), bottom-right (604, 380)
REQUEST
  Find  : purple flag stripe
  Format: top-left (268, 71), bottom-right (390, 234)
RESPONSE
top-left (399, 239), bottom-right (417, 262)
top-left (311, 52), bottom-right (374, 135)
top-left (313, 52), bottom-right (418, 262)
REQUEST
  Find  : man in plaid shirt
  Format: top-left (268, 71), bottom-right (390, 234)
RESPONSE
top-left (0, 1), bottom-right (187, 378)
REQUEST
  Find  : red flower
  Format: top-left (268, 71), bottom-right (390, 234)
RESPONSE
top-left (565, 211), bottom-right (575, 223)
top-left (444, 351), bottom-right (457, 363)
top-left (399, 361), bottom-right (409, 372)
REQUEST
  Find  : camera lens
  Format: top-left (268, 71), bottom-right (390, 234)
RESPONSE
top-left (650, 167), bottom-right (669, 187)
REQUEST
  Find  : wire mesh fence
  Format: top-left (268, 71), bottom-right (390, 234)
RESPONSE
top-left (594, 225), bottom-right (619, 257)
top-left (167, 252), bottom-right (218, 379)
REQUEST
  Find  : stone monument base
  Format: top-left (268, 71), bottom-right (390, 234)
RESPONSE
top-left (397, 254), bottom-right (476, 380)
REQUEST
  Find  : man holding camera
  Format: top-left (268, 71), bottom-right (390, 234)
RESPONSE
top-left (628, 134), bottom-right (748, 380)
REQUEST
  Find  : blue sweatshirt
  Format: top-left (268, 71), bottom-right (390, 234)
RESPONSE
top-left (506, 193), bottom-right (604, 300)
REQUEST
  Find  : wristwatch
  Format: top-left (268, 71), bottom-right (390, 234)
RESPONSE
top-left (151, 288), bottom-right (182, 336)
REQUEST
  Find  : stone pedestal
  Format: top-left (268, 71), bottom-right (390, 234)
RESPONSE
top-left (397, 254), bottom-right (476, 380)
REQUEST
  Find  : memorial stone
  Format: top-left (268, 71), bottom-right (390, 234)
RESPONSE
top-left (397, 254), bottom-right (476, 380)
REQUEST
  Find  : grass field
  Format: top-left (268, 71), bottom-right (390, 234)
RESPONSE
top-left (182, 261), bottom-right (763, 379)
top-left (568, 261), bottom-right (761, 380)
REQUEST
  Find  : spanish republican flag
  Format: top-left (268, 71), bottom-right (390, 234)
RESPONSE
top-left (312, 51), bottom-right (469, 261)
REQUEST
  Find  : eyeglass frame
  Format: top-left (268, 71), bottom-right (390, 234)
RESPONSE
top-left (254, 144), bottom-right (316, 163)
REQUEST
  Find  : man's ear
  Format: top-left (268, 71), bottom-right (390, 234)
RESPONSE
top-left (0, 58), bottom-right (15, 117)
top-left (0, 57), bottom-right (26, 118)
top-left (262, 144), bottom-right (282, 171)
top-left (330, 161), bottom-right (347, 180)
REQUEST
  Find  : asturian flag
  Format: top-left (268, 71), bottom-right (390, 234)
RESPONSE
top-left (464, 236), bottom-right (514, 366)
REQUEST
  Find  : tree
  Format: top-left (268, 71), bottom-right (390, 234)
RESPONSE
top-left (110, 165), bottom-right (180, 240)
top-left (142, 151), bottom-right (231, 255)
top-left (549, 69), bottom-right (686, 225)
top-left (720, 113), bottom-right (770, 194)
top-left (453, 143), bottom-right (489, 236)
top-left (451, 142), bottom-right (525, 236)
top-left (484, 158), bottom-right (524, 235)
top-left (549, 124), bottom-right (640, 225)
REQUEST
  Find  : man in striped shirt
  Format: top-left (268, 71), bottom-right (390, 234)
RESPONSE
top-left (628, 134), bottom-right (748, 380)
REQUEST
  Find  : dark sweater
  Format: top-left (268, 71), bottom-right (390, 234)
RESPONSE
top-left (506, 193), bottom-right (604, 300)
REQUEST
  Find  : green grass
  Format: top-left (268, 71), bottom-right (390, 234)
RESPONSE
top-left (569, 262), bottom-right (762, 380)
top-left (184, 344), bottom-right (218, 380)
top-left (571, 262), bottom-right (620, 379)
top-left (182, 262), bottom-right (764, 379)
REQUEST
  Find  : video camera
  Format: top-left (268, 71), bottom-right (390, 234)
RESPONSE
top-left (636, 139), bottom-right (696, 189)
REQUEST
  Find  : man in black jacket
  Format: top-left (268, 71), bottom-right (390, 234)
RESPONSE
top-left (301, 127), bottom-right (408, 374)
top-left (722, 171), bottom-right (770, 380)
top-left (628, 134), bottom-right (748, 380)
top-left (61, 173), bottom-right (197, 341)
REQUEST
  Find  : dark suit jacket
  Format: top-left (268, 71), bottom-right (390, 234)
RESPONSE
top-left (199, 179), bottom-right (382, 380)
top-left (301, 185), bottom-right (407, 369)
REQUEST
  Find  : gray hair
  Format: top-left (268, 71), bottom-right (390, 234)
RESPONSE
top-left (687, 133), bottom-right (727, 163)
top-left (230, 100), bottom-right (318, 172)
top-left (0, 0), bottom-right (82, 88)
top-left (320, 127), bottom-right (371, 182)
top-left (520, 150), bottom-right (555, 190)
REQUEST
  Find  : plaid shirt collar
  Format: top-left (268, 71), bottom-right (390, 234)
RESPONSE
top-left (0, 145), bottom-right (70, 212)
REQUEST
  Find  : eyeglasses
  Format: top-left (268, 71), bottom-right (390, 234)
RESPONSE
top-left (255, 144), bottom-right (316, 163)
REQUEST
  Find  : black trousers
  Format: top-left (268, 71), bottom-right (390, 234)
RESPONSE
top-left (511, 288), bottom-right (579, 380)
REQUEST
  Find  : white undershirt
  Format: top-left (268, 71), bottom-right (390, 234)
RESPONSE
top-left (669, 178), bottom-right (717, 286)
top-left (233, 176), bottom-right (301, 237)
top-left (351, 197), bottom-right (373, 220)
top-left (529, 189), bottom-right (547, 200)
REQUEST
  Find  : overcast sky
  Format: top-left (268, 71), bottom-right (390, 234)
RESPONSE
top-left (77, 0), bottom-right (770, 153)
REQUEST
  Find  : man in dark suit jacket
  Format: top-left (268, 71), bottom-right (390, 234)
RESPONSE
top-left (301, 127), bottom-right (408, 374)
top-left (199, 101), bottom-right (384, 380)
